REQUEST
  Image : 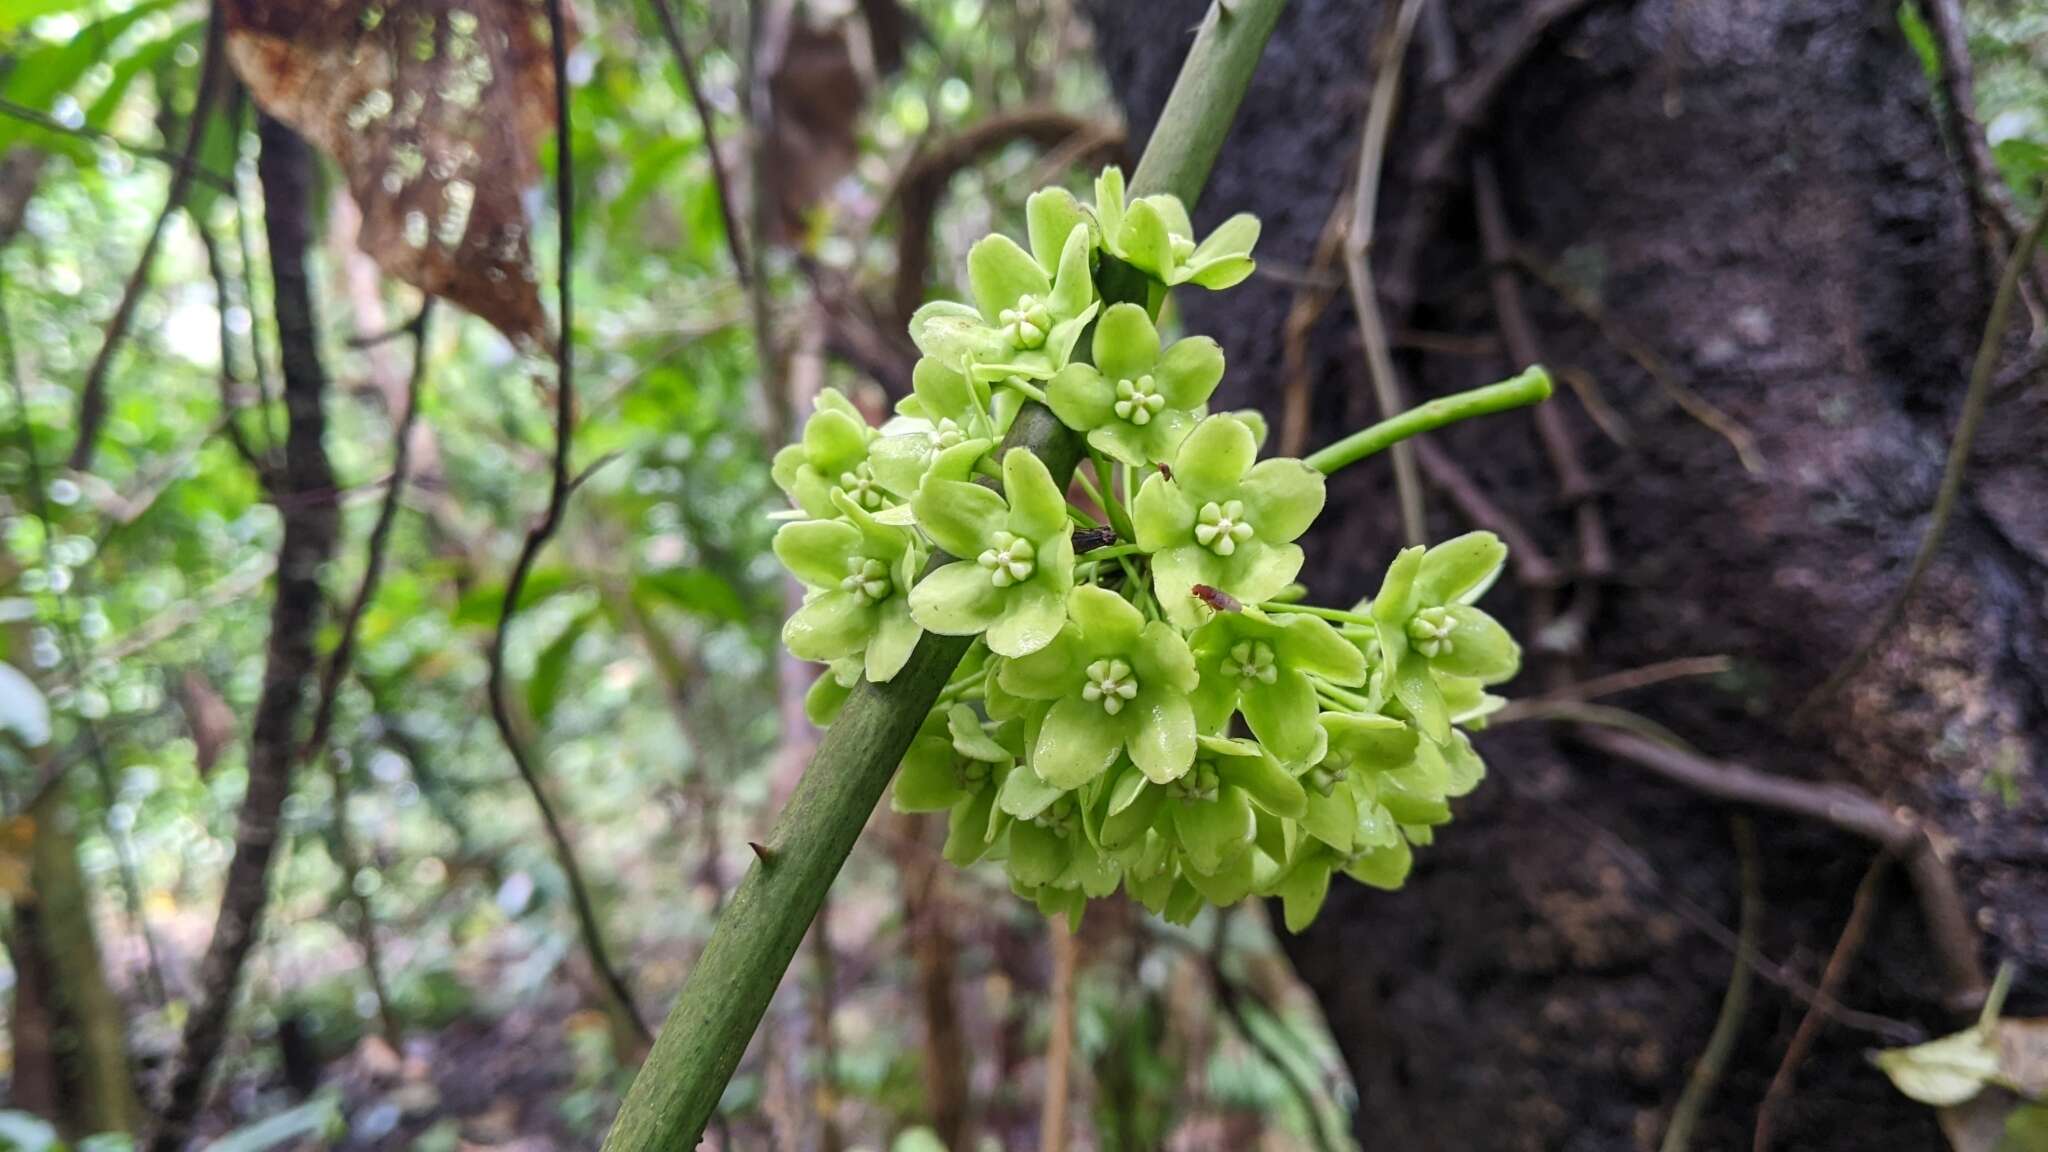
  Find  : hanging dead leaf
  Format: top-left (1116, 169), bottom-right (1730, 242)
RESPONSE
top-left (761, 11), bottom-right (867, 245)
top-left (0, 814), bottom-right (33, 902)
top-left (221, 0), bottom-right (570, 344)
top-left (178, 667), bottom-right (236, 779)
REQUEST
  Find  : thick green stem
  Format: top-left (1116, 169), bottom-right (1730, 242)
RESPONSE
top-left (599, 5), bottom-right (1290, 1148)
top-left (1304, 366), bottom-right (1553, 475)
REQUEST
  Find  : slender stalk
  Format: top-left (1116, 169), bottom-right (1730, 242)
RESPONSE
top-left (599, 5), bottom-right (1290, 1147)
top-left (1304, 366), bottom-right (1552, 475)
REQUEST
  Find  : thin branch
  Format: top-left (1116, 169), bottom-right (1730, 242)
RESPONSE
top-left (68, 11), bottom-right (225, 474)
top-left (1341, 0), bottom-right (1430, 545)
top-left (1379, 0), bottom-right (1610, 323)
top-left (199, 222), bottom-right (272, 480)
top-left (1509, 247), bottom-right (1760, 473)
top-left (1538, 798), bottom-right (1922, 1046)
top-left (1753, 854), bottom-right (1890, 1152)
top-left (149, 113), bottom-right (342, 1152)
top-left (1799, 192), bottom-right (2048, 719)
top-left (1412, 438), bottom-right (1563, 588)
top-left (1659, 817), bottom-right (1758, 1152)
top-left (1492, 655), bottom-right (1732, 717)
top-left (1038, 917), bottom-right (1077, 1152)
top-left (485, 0), bottom-right (654, 1050)
top-left (1279, 173), bottom-right (1354, 459)
top-left (1574, 726), bottom-right (1986, 1011)
top-left (647, 0), bottom-right (751, 287)
top-left (0, 97), bottom-right (232, 194)
top-left (297, 305), bottom-right (434, 1051)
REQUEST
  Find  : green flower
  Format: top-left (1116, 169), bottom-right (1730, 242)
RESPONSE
top-left (1270, 836), bottom-right (1414, 933)
top-left (1100, 735), bottom-right (1304, 884)
top-left (1366, 533), bottom-right (1519, 742)
top-left (1297, 713), bottom-right (1416, 855)
top-left (1092, 166), bottom-right (1259, 289)
top-left (773, 491), bottom-right (926, 682)
top-left (771, 390), bottom-right (882, 519)
top-left (1047, 303), bottom-right (1223, 467)
top-left (893, 703), bottom-right (1016, 866)
top-left (908, 219), bottom-right (1098, 382)
top-left (998, 585), bottom-right (1199, 788)
top-left (871, 357), bottom-right (1005, 499)
top-left (995, 766), bottom-right (1119, 899)
top-left (1133, 414), bottom-right (1324, 628)
top-left (1188, 609), bottom-right (1364, 764)
top-left (909, 445), bottom-right (1076, 658)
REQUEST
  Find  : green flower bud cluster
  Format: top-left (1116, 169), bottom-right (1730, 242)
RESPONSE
top-left (771, 167), bottom-right (1522, 931)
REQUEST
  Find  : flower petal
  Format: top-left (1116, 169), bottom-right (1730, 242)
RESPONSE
top-left (1066, 583), bottom-right (1145, 652)
top-left (1417, 531), bottom-right (1508, 606)
top-left (968, 233), bottom-right (1052, 325)
top-left (986, 582), bottom-right (1066, 658)
top-left (997, 762), bottom-right (1064, 820)
top-left (1240, 671), bottom-right (1322, 766)
top-left (894, 736), bottom-right (967, 813)
top-left (943, 789), bottom-right (1000, 865)
top-left (998, 626), bottom-right (1081, 699)
top-left (1227, 542), bottom-right (1304, 608)
top-left (911, 478), bottom-right (1006, 559)
top-left (1118, 196), bottom-right (1176, 278)
top-left (1300, 787), bottom-right (1355, 853)
top-left (909, 560), bottom-right (1007, 636)
top-left (1151, 545), bottom-right (1226, 631)
top-left (909, 300), bottom-right (1001, 364)
top-left (1153, 336), bottom-right (1225, 409)
top-left (1027, 188), bottom-right (1089, 273)
top-left (1047, 364), bottom-right (1114, 433)
top-left (1046, 222), bottom-right (1096, 320)
top-left (1094, 167), bottom-right (1127, 246)
top-left (865, 601), bottom-right (922, 682)
top-left (1345, 838), bottom-right (1414, 890)
top-left (1127, 692), bottom-right (1196, 784)
top-left (1240, 458), bottom-right (1326, 543)
top-left (1173, 791), bottom-right (1253, 875)
top-left (773, 519), bottom-right (862, 588)
top-left (1007, 819), bottom-right (1068, 887)
top-left (1276, 614), bottom-right (1366, 685)
top-left (783, 590), bottom-right (870, 662)
top-left (1427, 605), bottom-right (1521, 683)
top-left (1091, 302), bottom-right (1161, 384)
top-left (1171, 414), bottom-right (1256, 497)
top-left (1392, 650), bottom-right (1450, 743)
top-left (1033, 694), bottom-right (1126, 789)
top-left (1086, 421), bottom-right (1154, 469)
top-left (1002, 444), bottom-right (1068, 543)
top-left (1276, 854), bottom-right (1333, 933)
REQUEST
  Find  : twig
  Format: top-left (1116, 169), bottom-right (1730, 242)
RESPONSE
top-left (1917, 0), bottom-right (2044, 298)
top-left (1341, 0), bottom-right (1431, 545)
top-left (1039, 917), bottom-right (1077, 1152)
top-left (1303, 367), bottom-right (1553, 475)
top-left (1379, 0), bottom-right (1610, 323)
top-left (1575, 726), bottom-right (1986, 1011)
top-left (149, 113), bottom-right (342, 1152)
top-left (1412, 438), bottom-right (1563, 588)
top-left (1552, 363), bottom-right (1632, 447)
top-left (0, 97), bottom-right (232, 194)
top-left (0, 293), bottom-right (170, 1007)
top-left (647, 0), bottom-right (751, 287)
top-left (1659, 816), bottom-right (1758, 1152)
top-left (1509, 248), bottom-right (1760, 473)
top-left (199, 222), bottom-right (272, 480)
top-left (1540, 799), bottom-right (1921, 1045)
top-left (485, 0), bottom-right (654, 1050)
top-left (1753, 854), bottom-right (1890, 1152)
top-left (1492, 655), bottom-right (1732, 717)
top-left (299, 304), bottom-right (434, 1050)
top-left (1278, 182), bottom-right (1352, 458)
top-left (68, 11), bottom-right (225, 474)
top-left (1799, 193), bottom-right (2048, 719)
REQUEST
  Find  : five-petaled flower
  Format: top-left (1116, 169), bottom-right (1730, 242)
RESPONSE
top-left (1047, 303), bottom-right (1224, 467)
top-left (909, 445), bottom-right (1077, 658)
top-left (772, 490), bottom-right (926, 683)
top-left (1188, 608), bottom-right (1365, 765)
top-left (1134, 413), bottom-right (1325, 628)
top-left (998, 585), bottom-right (1199, 788)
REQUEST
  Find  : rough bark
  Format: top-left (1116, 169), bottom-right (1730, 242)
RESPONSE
top-left (1090, 1), bottom-right (2048, 1148)
top-left (150, 114), bottom-right (339, 1152)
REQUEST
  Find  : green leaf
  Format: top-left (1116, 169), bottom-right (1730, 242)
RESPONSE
top-left (638, 566), bottom-right (753, 623)
top-left (207, 1092), bottom-right (346, 1152)
top-left (1876, 1028), bottom-right (2003, 1107)
top-left (527, 608), bottom-right (594, 724)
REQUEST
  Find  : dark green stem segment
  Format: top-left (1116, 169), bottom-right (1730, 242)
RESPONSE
top-left (599, 4), bottom-right (1289, 1148)
top-left (1303, 366), bottom-right (1554, 475)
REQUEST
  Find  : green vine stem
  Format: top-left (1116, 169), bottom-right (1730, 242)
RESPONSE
top-left (1303, 366), bottom-right (1553, 475)
top-left (598, 3), bottom-right (1290, 1148)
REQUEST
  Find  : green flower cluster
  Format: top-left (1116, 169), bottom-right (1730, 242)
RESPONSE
top-left (771, 167), bottom-right (1521, 930)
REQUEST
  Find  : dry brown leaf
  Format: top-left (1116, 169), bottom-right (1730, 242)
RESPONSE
top-left (178, 667), bottom-right (236, 779)
top-left (0, 815), bottom-right (34, 902)
top-left (762, 13), bottom-right (867, 244)
top-left (222, 0), bottom-right (569, 344)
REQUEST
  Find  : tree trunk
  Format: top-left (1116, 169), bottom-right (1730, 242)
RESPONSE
top-left (1088, 1), bottom-right (2047, 1147)
top-left (8, 786), bottom-right (142, 1137)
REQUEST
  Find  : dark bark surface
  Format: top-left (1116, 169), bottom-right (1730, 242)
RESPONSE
top-left (1090, 1), bottom-right (2048, 1148)
top-left (150, 114), bottom-right (339, 1152)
